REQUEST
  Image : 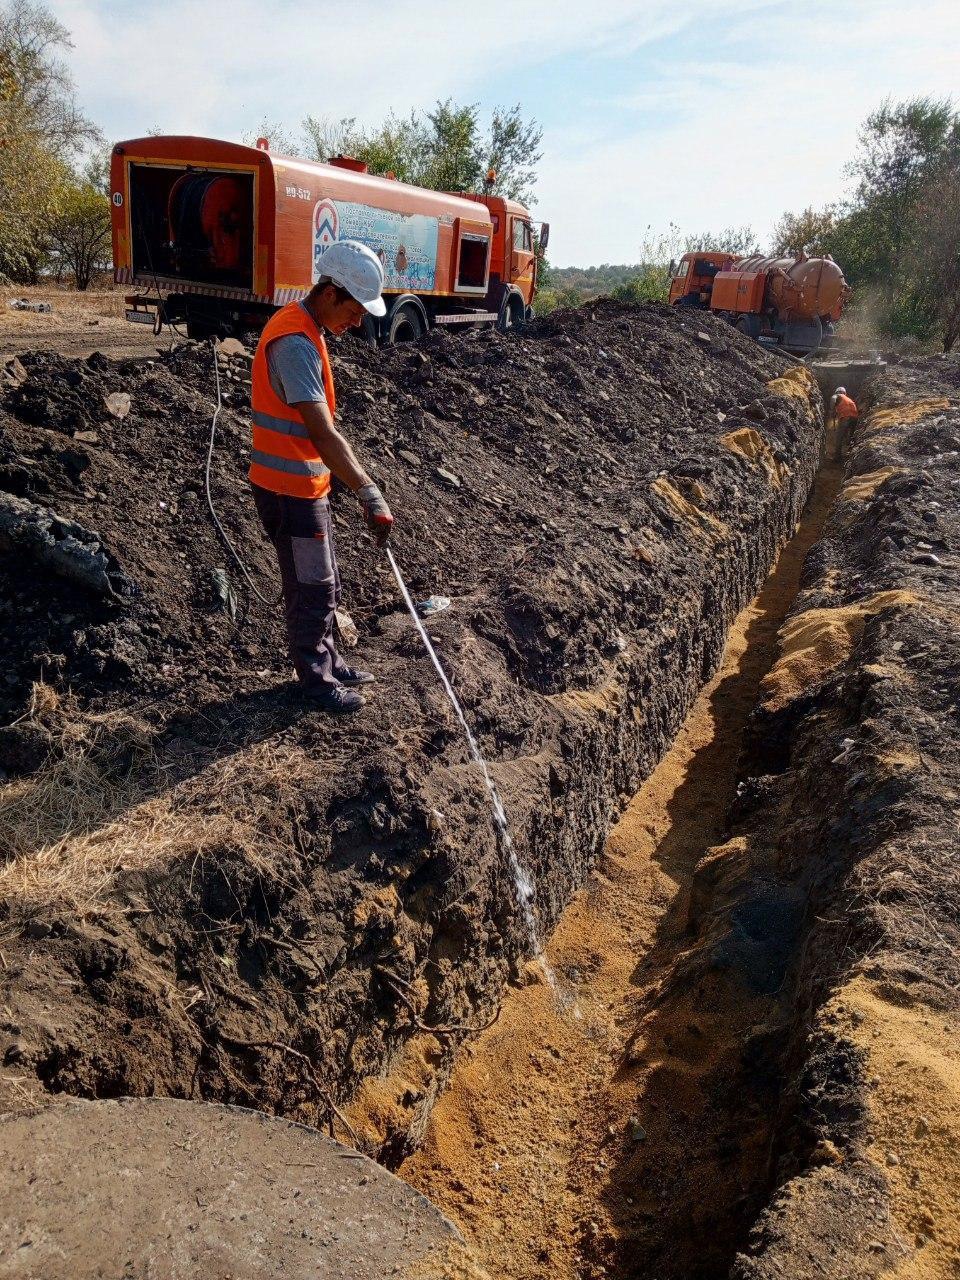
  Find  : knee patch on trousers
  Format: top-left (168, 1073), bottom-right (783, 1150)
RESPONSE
top-left (291, 533), bottom-right (335, 585)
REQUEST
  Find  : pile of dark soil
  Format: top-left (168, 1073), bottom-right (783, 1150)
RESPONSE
top-left (0, 302), bottom-right (821, 1157)
top-left (2, 303), bottom-right (801, 722)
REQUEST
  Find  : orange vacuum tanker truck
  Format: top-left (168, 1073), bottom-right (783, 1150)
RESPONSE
top-left (668, 250), bottom-right (850, 355)
top-left (110, 135), bottom-right (548, 343)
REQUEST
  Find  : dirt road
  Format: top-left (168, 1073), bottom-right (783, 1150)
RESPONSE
top-left (1, 287), bottom-right (160, 362)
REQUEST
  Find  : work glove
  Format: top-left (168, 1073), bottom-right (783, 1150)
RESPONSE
top-left (357, 483), bottom-right (394, 547)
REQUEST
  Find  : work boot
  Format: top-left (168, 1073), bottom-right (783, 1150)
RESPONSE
top-left (335, 666), bottom-right (376, 687)
top-left (308, 685), bottom-right (366, 714)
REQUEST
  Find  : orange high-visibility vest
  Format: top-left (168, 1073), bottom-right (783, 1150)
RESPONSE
top-left (834, 393), bottom-right (858, 421)
top-left (249, 302), bottom-right (336, 499)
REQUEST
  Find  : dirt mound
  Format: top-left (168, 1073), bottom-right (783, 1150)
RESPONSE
top-left (0, 303), bottom-right (821, 1159)
top-left (1, 303), bottom-right (798, 723)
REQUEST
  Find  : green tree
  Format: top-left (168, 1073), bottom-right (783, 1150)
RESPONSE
top-left (684, 225), bottom-right (758, 255)
top-left (534, 283), bottom-right (586, 314)
top-left (0, 0), bottom-right (100, 283)
top-left (773, 97), bottom-right (960, 346)
top-left (611, 267), bottom-right (671, 304)
top-left (416, 99), bottom-right (483, 192)
top-left (0, 132), bottom-right (71, 282)
top-left (771, 205), bottom-right (837, 256)
top-left (0, 0), bottom-right (98, 152)
top-left (483, 104), bottom-right (543, 205)
top-left (907, 163), bottom-right (960, 350)
top-left (45, 181), bottom-right (111, 289)
top-left (303, 110), bottom-right (428, 184)
top-left (246, 116), bottom-right (309, 157)
top-left (842, 97), bottom-right (959, 307)
top-left (269, 99), bottom-right (543, 203)
top-left (81, 140), bottom-right (112, 196)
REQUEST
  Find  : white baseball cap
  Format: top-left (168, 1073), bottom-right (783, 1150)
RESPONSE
top-left (317, 239), bottom-right (386, 316)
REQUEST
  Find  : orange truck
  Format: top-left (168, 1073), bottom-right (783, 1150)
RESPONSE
top-left (668, 250), bottom-right (850, 354)
top-left (110, 135), bottom-right (548, 343)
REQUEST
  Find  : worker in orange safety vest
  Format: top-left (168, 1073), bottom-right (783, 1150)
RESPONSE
top-left (249, 240), bottom-right (393, 714)
top-left (828, 385), bottom-right (859, 462)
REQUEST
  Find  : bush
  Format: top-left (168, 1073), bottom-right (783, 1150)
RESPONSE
top-left (45, 183), bottom-right (112, 291)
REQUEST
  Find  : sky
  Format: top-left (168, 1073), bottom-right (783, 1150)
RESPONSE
top-left (47, 0), bottom-right (960, 266)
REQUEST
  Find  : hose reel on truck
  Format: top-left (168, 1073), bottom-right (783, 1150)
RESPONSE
top-left (167, 173), bottom-right (251, 280)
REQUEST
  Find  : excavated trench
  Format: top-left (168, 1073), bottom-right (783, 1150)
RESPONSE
top-left (15, 315), bottom-right (955, 1276)
top-left (392, 447), bottom-right (848, 1279)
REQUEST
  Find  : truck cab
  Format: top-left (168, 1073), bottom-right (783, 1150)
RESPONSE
top-left (460, 193), bottom-right (546, 326)
top-left (668, 252), bottom-right (737, 307)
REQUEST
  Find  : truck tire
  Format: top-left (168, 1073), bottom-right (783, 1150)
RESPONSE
top-left (497, 293), bottom-right (524, 332)
top-left (386, 305), bottom-right (425, 345)
top-left (358, 315), bottom-right (379, 348)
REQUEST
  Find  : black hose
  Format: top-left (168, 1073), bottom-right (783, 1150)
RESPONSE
top-left (204, 340), bottom-right (281, 609)
top-left (132, 198), bottom-right (189, 340)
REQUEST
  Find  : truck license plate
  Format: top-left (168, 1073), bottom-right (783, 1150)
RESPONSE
top-left (125, 309), bottom-right (156, 326)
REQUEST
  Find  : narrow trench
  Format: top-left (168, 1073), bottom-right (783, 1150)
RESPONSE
top-left (398, 448), bottom-right (846, 1280)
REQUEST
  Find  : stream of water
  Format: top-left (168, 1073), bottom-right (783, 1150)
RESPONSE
top-left (386, 548), bottom-right (555, 987)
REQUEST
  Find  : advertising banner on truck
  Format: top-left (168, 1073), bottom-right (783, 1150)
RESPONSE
top-left (313, 198), bottom-right (440, 291)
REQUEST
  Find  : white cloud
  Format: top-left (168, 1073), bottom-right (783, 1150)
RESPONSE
top-left (51, 0), bottom-right (747, 138)
top-left (537, 0), bottom-right (960, 263)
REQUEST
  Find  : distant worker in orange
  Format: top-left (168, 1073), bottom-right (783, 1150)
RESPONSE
top-left (829, 385), bottom-right (859, 461)
top-left (249, 240), bottom-right (393, 714)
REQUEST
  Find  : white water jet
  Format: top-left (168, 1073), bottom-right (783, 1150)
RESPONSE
top-left (386, 548), bottom-right (555, 989)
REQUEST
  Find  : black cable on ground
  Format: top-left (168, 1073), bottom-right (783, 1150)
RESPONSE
top-left (205, 340), bottom-right (281, 609)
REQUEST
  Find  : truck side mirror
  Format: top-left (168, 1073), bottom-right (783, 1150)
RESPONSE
top-left (539, 222), bottom-right (550, 252)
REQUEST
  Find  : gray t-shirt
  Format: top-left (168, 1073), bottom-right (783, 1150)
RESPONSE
top-left (266, 307), bottom-right (328, 406)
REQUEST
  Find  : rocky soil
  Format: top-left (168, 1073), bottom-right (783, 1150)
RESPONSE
top-left (0, 301), bottom-right (821, 1161)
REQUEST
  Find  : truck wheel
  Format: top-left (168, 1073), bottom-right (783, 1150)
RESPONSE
top-left (386, 305), bottom-right (424, 345)
top-left (497, 294), bottom-right (524, 332)
top-left (358, 315), bottom-right (379, 348)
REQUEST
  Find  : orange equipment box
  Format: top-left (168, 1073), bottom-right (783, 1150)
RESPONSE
top-left (710, 271), bottom-right (766, 314)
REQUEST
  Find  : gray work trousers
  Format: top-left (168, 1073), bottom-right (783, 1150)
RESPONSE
top-left (252, 484), bottom-right (349, 693)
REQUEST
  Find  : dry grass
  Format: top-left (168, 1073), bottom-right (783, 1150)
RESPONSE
top-left (0, 683), bottom-right (305, 925)
top-left (1, 281), bottom-right (124, 319)
top-left (0, 281), bottom-right (157, 361)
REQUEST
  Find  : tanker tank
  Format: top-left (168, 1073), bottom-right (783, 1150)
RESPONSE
top-left (733, 253), bottom-right (849, 322)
